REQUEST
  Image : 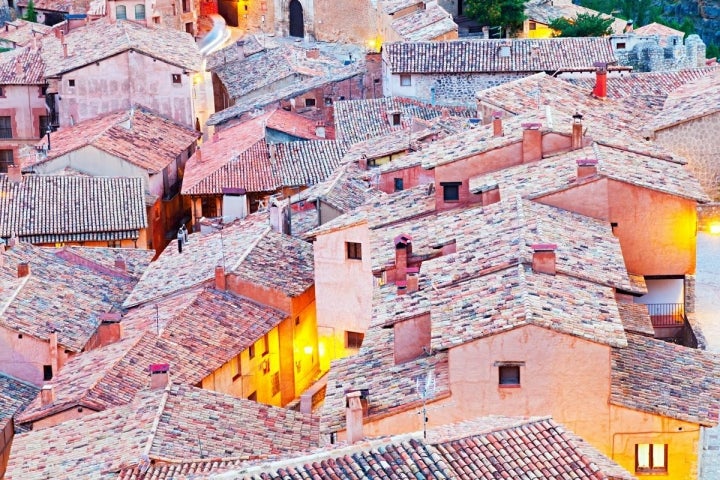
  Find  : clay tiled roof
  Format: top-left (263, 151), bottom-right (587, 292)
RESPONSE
top-left (265, 109), bottom-right (328, 140)
top-left (0, 244), bottom-right (152, 351)
top-left (0, 46), bottom-right (46, 84)
top-left (391, 2), bottom-right (457, 42)
top-left (273, 140), bottom-right (347, 187)
top-left (647, 68), bottom-right (720, 132)
top-left (296, 162), bottom-right (379, 214)
top-left (7, 384), bottom-right (320, 480)
top-left (525, 0), bottom-right (628, 34)
top-left (334, 97), bottom-right (476, 144)
top-left (0, 20), bottom-right (53, 47)
top-left (616, 302), bottom-right (655, 336)
top-left (0, 174), bottom-right (148, 243)
top-left (0, 373), bottom-right (39, 424)
top-left (26, 107), bottom-right (198, 174)
top-left (468, 142), bottom-right (710, 203)
top-left (41, 19), bottom-right (201, 77)
top-left (124, 215), bottom-right (314, 307)
top-left (633, 22), bottom-right (685, 44)
top-left (384, 37), bottom-right (618, 74)
top-left (382, 0), bottom-right (420, 14)
top-left (17, 0), bottom-right (88, 13)
top-left (611, 333), bottom-right (720, 426)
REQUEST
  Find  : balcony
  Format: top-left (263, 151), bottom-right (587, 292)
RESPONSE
top-left (646, 303), bottom-right (698, 348)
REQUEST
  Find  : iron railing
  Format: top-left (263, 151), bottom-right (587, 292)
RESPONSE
top-left (647, 303), bottom-right (685, 327)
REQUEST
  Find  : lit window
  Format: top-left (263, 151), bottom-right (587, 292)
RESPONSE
top-left (400, 74), bottom-right (411, 86)
top-left (636, 444), bottom-right (668, 473)
top-left (498, 365), bottom-right (520, 386)
top-left (135, 4), bottom-right (145, 19)
top-left (116, 5), bottom-right (127, 19)
top-left (346, 331), bottom-right (364, 350)
top-left (441, 182), bottom-right (461, 202)
top-left (346, 242), bottom-right (362, 260)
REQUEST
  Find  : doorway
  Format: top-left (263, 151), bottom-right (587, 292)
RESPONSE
top-left (289, 0), bottom-right (304, 38)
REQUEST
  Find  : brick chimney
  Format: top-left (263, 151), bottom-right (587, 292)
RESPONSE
top-left (7, 164), bottom-right (22, 183)
top-left (40, 384), bottom-right (55, 405)
top-left (521, 123), bottom-right (542, 163)
top-left (306, 47), bottom-right (320, 59)
top-left (624, 20), bottom-right (633, 33)
top-left (576, 158), bottom-right (598, 180)
top-left (195, 146), bottom-right (202, 163)
top-left (406, 269), bottom-right (419, 294)
top-left (345, 391), bottom-right (364, 444)
top-left (593, 62), bottom-right (607, 99)
top-left (54, 29), bottom-right (63, 39)
top-left (62, 41), bottom-right (68, 58)
top-left (394, 234), bottom-right (412, 294)
top-left (215, 264), bottom-right (226, 290)
top-left (571, 113), bottom-right (583, 150)
top-left (531, 243), bottom-right (557, 275)
top-left (478, 183), bottom-right (500, 207)
top-left (114, 255), bottom-right (126, 272)
top-left (17, 261), bottom-right (30, 278)
top-left (97, 312), bottom-right (123, 346)
top-left (492, 111), bottom-right (503, 137)
top-left (149, 363), bottom-right (170, 389)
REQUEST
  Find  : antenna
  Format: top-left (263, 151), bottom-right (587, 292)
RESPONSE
top-left (416, 369), bottom-right (436, 439)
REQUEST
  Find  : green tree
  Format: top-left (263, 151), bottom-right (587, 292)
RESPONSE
top-left (464, 0), bottom-right (529, 37)
top-left (24, 0), bottom-right (37, 22)
top-left (549, 12), bottom-right (614, 37)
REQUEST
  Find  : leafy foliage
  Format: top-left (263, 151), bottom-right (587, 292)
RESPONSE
top-left (24, 0), bottom-right (38, 22)
top-left (464, 0), bottom-right (529, 37)
top-left (549, 12), bottom-right (614, 37)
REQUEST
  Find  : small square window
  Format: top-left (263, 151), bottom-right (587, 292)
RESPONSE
top-left (529, 21), bottom-right (537, 30)
top-left (498, 365), bottom-right (520, 386)
top-left (394, 178), bottom-right (404, 192)
top-left (441, 182), bottom-right (461, 202)
top-left (172, 74), bottom-right (182, 84)
top-left (391, 113), bottom-right (401, 126)
top-left (636, 443), bottom-right (668, 473)
top-left (324, 97), bottom-right (333, 105)
top-left (305, 98), bottom-right (316, 107)
top-left (400, 74), bottom-right (411, 86)
top-left (248, 344), bottom-right (256, 359)
top-left (616, 42), bottom-right (626, 50)
top-left (68, 79), bottom-right (75, 87)
top-left (43, 365), bottom-right (53, 381)
top-left (346, 331), bottom-right (364, 350)
top-left (0, 86), bottom-right (5, 97)
top-left (346, 242), bottom-right (362, 260)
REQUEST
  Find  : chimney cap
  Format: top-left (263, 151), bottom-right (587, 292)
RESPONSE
top-left (149, 363), bottom-right (170, 373)
top-left (531, 243), bottom-right (557, 252)
top-left (593, 61), bottom-right (608, 70)
top-left (572, 112), bottom-right (583, 121)
top-left (576, 158), bottom-right (598, 166)
top-left (99, 312), bottom-right (122, 323)
top-left (394, 233), bottom-right (412, 247)
top-left (492, 111), bottom-right (503, 119)
top-left (521, 122), bottom-right (541, 130)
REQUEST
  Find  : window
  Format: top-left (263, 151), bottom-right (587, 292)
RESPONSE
top-left (305, 98), bottom-right (316, 107)
top-left (498, 365), bottom-right (520, 386)
top-left (182, 0), bottom-right (190, 12)
top-left (116, 5), bottom-right (127, 19)
top-left (68, 79), bottom-right (75, 87)
top-left (441, 182), bottom-right (461, 202)
top-left (271, 372), bottom-right (280, 396)
top-left (345, 331), bottom-right (364, 350)
top-left (248, 344), bottom-right (256, 359)
top-left (0, 149), bottom-right (13, 173)
top-left (391, 112), bottom-right (401, 126)
top-left (262, 333), bottom-right (269, 356)
top-left (39, 115), bottom-right (50, 137)
top-left (529, 21), bottom-right (537, 30)
top-left (636, 444), bottom-right (668, 473)
top-left (247, 391), bottom-right (257, 401)
top-left (0, 116), bottom-right (11, 139)
top-left (324, 97), bottom-right (333, 105)
top-left (0, 86), bottom-right (4, 97)
top-left (171, 74), bottom-right (182, 84)
top-left (616, 42), bottom-right (626, 50)
top-left (400, 74), bottom-right (411, 86)
top-left (135, 4), bottom-right (145, 19)
top-left (43, 365), bottom-right (53, 381)
top-left (394, 177), bottom-right (404, 192)
top-left (346, 242), bottom-right (362, 260)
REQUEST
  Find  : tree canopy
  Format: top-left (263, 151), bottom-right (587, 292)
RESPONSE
top-left (549, 12), bottom-right (614, 37)
top-left (24, 0), bottom-right (38, 22)
top-left (464, 0), bottom-right (529, 37)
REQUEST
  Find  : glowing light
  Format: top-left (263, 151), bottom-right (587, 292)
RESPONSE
top-left (303, 345), bottom-right (313, 355)
top-left (710, 222), bottom-right (720, 235)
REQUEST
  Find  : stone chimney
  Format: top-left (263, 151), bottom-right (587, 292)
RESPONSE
top-left (17, 261), bottom-right (30, 278)
top-left (215, 264), bottom-right (226, 290)
top-left (40, 385), bottom-right (55, 405)
top-left (571, 113), bottom-right (583, 150)
top-left (593, 62), bottom-right (607, 100)
top-left (531, 243), bottom-right (557, 275)
top-left (521, 123), bottom-right (542, 163)
top-left (114, 255), bottom-right (126, 272)
top-left (576, 158), bottom-right (598, 180)
top-left (345, 391), bottom-right (364, 444)
top-left (478, 183), bottom-right (500, 206)
top-left (7, 164), bottom-right (22, 183)
top-left (492, 111), bottom-right (503, 137)
top-left (97, 312), bottom-right (123, 346)
top-left (394, 234), bottom-right (412, 294)
top-left (149, 363), bottom-right (170, 389)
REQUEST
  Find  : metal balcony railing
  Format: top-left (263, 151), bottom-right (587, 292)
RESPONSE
top-left (647, 303), bottom-right (685, 327)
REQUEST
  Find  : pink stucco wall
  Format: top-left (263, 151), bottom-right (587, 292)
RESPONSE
top-left (0, 326), bottom-right (72, 386)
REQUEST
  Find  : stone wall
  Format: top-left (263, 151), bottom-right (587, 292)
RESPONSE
top-left (698, 202), bottom-right (720, 230)
top-left (614, 34), bottom-right (706, 72)
top-left (394, 72), bottom-right (526, 107)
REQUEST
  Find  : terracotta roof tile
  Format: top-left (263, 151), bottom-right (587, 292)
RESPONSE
top-left (0, 46), bottom-right (45, 84)
top-left (525, 0), bottom-right (628, 34)
top-left (384, 37), bottom-right (618, 74)
top-left (616, 302), bottom-right (655, 336)
top-left (0, 20), bottom-right (53, 48)
top-left (273, 140), bottom-right (347, 187)
top-left (611, 333), bottom-right (720, 426)
top-left (633, 22), bottom-right (686, 44)
top-left (17, 0), bottom-right (88, 14)
top-left (390, 3), bottom-right (457, 42)
top-left (41, 19), bottom-right (201, 77)
top-left (0, 174), bottom-right (148, 243)
top-left (647, 68), bottom-right (720, 132)
top-left (0, 373), bottom-right (39, 424)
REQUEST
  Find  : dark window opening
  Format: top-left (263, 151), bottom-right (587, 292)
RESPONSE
top-left (0, 149), bottom-right (13, 173)
top-left (68, 79), bottom-right (75, 87)
top-left (394, 178), bottom-right (404, 192)
top-left (0, 116), bottom-right (11, 139)
top-left (499, 365), bottom-right (520, 386)
top-left (529, 21), bottom-right (536, 30)
top-left (248, 391), bottom-right (257, 401)
top-left (441, 182), bottom-right (461, 202)
top-left (43, 365), bottom-right (53, 381)
top-left (346, 242), bottom-right (362, 260)
top-left (324, 97), bottom-right (333, 105)
top-left (346, 331), bottom-right (364, 349)
top-left (249, 344), bottom-right (256, 359)
top-left (171, 74), bottom-right (182, 84)
top-left (305, 98), bottom-right (316, 107)
top-left (262, 333), bottom-right (270, 355)
top-left (391, 113), bottom-right (401, 126)
top-left (616, 42), bottom-right (626, 49)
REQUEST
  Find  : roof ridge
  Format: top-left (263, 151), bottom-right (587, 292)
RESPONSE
top-left (229, 225), bottom-right (272, 271)
top-left (0, 275), bottom-right (30, 319)
top-left (142, 381), bottom-right (174, 458)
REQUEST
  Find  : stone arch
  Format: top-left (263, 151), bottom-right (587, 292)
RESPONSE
top-left (289, 0), bottom-right (304, 38)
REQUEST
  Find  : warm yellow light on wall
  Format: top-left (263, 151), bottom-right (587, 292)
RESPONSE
top-left (366, 37), bottom-right (381, 53)
top-left (303, 345), bottom-right (313, 355)
top-left (710, 222), bottom-right (720, 235)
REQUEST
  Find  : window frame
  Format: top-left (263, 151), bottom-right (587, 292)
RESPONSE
top-left (0, 149), bottom-right (13, 173)
top-left (134, 3), bottom-right (146, 19)
top-left (346, 241), bottom-right (362, 260)
top-left (495, 361), bottom-right (524, 388)
top-left (304, 98), bottom-right (316, 107)
top-left (441, 181), bottom-right (461, 202)
top-left (345, 331), bottom-right (364, 350)
top-left (171, 73), bottom-right (182, 85)
top-left (399, 74), bottom-right (411, 86)
top-left (0, 116), bottom-right (12, 139)
top-left (116, 4), bottom-right (127, 19)
top-left (635, 443), bottom-right (668, 474)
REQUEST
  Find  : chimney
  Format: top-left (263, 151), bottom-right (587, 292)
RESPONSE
top-left (40, 385), bottom-right (55, 405)
top-left (15, 60), bottom-right (22, 76)
top-left (624, 20), bottom-right (633, 33)
top-left (7, 164), bottom-right (22, 183)
top-left (215, 264), bottom-right (226, 290)
top-left (195, 146), bottom-right (202, 163)
top-left (358, 154), bottom-right (368, 170)
top-left (62, 41), bottom-right (68, 58)
top-left (593, 62), bottom-right (607, 99)
top-left (531, 243), bottom-right (557, 275)
top-left (149, 363), bottom-right (170, 389)
top-left (571, 113), bottom-right (583, 150)
top-left (576, 158), bottom-right (598, 180)
top-left (406, 270), bottom-right (419, 294)
top-left (114, 255), bottom-right (126, 272)
top-left (521, 123), bottom-right (543, 163)
top-left (394, 234), bottom-right (412, 294)
top-left (17, 261), bottom-right (30, 278)
top-left (441, 107), bottom-right (449, 119)
top-left (306, 47), bottom-right (320, 59)
top-left (345, 391), bottom-right (364, 444)
top-left (478, 183), bottom-right (501, 206)
top-left (492, 111), bottom-right (503, 137)
top-left (97, 312), bottom-right (123, 346)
